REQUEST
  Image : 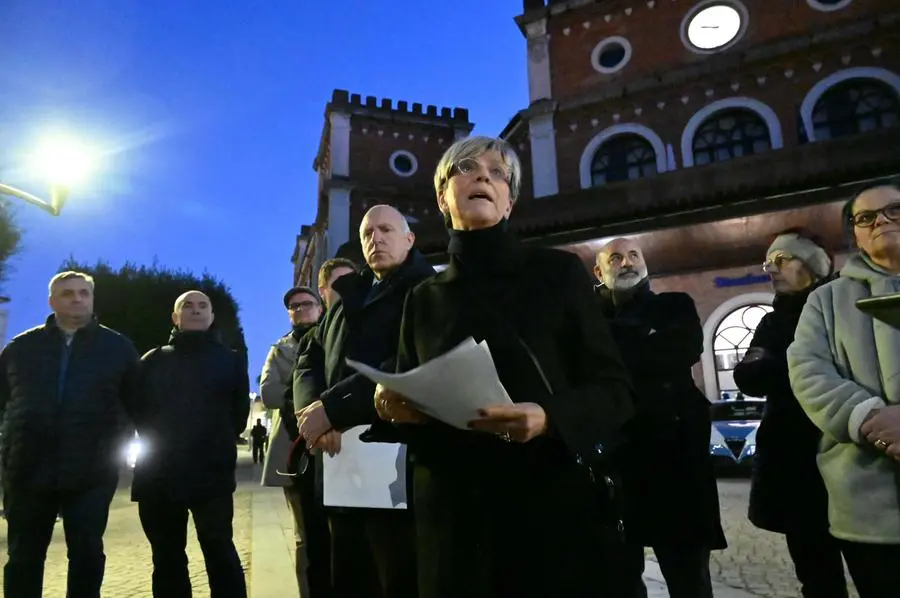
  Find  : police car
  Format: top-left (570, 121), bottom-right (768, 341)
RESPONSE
top-left (709, 399), bottom-right (765, 468)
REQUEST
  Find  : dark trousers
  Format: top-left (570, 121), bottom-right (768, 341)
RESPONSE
top-left (3, 475), bottom-right (118, 598)
top-left (252, 443), bottom-right (265, 464)
top-left (295, 468), bottom-right (333, 598)
top-left (328, 510), bottom-right (418, 598)
top-left (838, 539), bottom-right (900, 598)
top-left (625, 540), bottom-right (713, 598)
top-left (785, 531), bottom-right (849, 598)
top-left (138, 493), bottom-right (247, 598)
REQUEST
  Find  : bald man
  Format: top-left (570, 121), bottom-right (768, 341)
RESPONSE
top-left (595, 239), bottom-right (726, 598)
top-left (132, 290), bottom-right (250, 597)
top-left (294, 204), bottom-right (433, 598)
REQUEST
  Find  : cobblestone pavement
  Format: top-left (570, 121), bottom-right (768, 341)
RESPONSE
top-left (0, 454), bottom-right (258, 598)
top-left (680, 474), bottom-right (859, 598)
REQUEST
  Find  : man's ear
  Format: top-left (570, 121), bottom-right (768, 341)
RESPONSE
top-left (593, 265), bottom-right (602, 282)
top-left (171, 312), bottom-right (178, 327)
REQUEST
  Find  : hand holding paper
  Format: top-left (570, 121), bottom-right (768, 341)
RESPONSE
top-left (347, 337), bottom-right (513, 430)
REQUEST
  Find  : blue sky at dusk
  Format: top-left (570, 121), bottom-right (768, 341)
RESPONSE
top-left (0, 0), bottom-right (528, 379)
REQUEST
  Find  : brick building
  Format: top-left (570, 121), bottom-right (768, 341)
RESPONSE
top-left (293, 0), bottom-right (900, 400)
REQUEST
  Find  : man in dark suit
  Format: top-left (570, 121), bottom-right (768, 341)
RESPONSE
top-left (294, 204), bottom-right (433, 598)
top-left (595, 238), bottom-right (727, 598)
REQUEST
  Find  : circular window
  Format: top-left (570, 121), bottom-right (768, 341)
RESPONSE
top-left (590, 36), bottom-right (633, 74)
top-left (389, 150), bottom-right (418, 177)
top-left (681, 1), bottom-right (748, 54)
top-left (806, 0), bottom-right (853, 11)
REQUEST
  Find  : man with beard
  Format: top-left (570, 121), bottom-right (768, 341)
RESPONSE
top-left (132, 290), bottom-right (250, 597)
top-left (294, 204), bottom-right (433, 598)
top-left (594, 238), bottom-right (726, 598)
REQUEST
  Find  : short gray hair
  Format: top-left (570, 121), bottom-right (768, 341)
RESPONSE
top-left (433, 136), bottom-right (522, 205)
top-left (49, 271), bottom-right (95, 296)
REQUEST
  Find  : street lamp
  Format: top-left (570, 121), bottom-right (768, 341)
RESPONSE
top-left (0, 182), bottom-right (68, 216)
top-left (0, 135), bottom-right (98, 216)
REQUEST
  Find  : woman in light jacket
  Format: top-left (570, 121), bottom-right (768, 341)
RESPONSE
top-left (372, 136), bottom-right (635, 598)
top-left (787, 181), bottom-right (900, 597)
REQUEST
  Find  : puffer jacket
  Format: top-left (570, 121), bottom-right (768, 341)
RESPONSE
top-left (0, 315), bottom-right (138, 491)
top-left (131, 328), bottom-right (250, 503)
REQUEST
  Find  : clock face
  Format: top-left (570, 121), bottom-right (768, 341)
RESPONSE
top-left (686, 5), bottom-right (743, 51)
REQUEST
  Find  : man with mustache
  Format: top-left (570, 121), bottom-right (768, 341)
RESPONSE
top-left (595, 238), bottom-right (726, 598)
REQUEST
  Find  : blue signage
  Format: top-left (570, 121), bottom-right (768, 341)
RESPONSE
top-left (714, 273), bottom-right (770, 288)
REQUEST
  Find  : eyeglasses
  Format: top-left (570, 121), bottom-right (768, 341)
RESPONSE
top-left (276, 446), bottom-right (311, 479)
top-left (849, 202), bottom-right (900, 228)
top-left (453, 157), bottom-right (510, 184)
top-left (288, 300), bottom-right (318, 312)
top-left (762, 253), bottom-right (796, 273)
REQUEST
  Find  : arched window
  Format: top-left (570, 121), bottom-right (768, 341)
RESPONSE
top-left (691, 108), bottom-right (772, 166)
top-left (589, 134), bottom-right (658, 186)
top-left (812, 78), bottom-right (900, 141)
top-left (713, 303), bottom-right (773, 400)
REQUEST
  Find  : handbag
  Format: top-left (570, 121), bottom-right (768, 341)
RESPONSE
top-left (509, 333), bottom-right (634, 595)
top-left (509, 331), bottom-right (628, 546)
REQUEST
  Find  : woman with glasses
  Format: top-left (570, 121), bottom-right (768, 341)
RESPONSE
top-left (733, 229), bottom-right (846, 598)
top-left (368, 136), bottom-right (635, 598)
top-left (787, 181), bottom-right (900, 596)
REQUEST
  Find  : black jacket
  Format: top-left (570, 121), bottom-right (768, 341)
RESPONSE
top-left (372, 225), bottom-right (635, 597)
top-left (280, 324), bottom-right (318, 442)
top-left (0, 315), bottom-right (138, 491)
top-left (597, 280), bottom-right (727, 549)
top-left (733, 283), bottom-right (832, 534)
top-left (293, 249), bottom-right (435, 430)
top-left (131, 328), bottom-right (250, 503)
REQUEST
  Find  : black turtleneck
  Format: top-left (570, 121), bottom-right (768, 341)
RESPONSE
top-left (447, 218), bottom-right (519, 274)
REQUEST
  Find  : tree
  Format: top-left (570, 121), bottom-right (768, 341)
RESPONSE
top-left (0, 201), bottom-right (23, 289)
top-left (60, 259), bottom-right (247, 356)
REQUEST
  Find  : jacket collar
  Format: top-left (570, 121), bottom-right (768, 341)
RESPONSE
top-left (45, 313), bottom-right (99, 338)
top-left (332, 248), bottom-right (434, 312)
top-left (168, 326), bottom-right (223, 348)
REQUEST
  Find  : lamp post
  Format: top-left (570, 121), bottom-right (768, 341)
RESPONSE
top-left (0, 135), bottom-right (96, 216)
top-left (0, 182), bottom-right (68, 216)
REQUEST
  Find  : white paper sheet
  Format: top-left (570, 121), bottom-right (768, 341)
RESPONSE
top-left (322, 426), bottom-right (407, 510)
top-left (346, 337), bottom-right (513, 430)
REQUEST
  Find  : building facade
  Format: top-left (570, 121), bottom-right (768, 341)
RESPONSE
top-left (293, 0), bottom-right (900, 400)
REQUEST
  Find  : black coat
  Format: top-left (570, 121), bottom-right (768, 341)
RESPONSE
top-left (375, 227), bottom-right (635, 598)
top-left (0, 316), bottom-right (138, 491)
top-left (733, 288), bottom-right (830, 534)
top-left (280, 324), bottom-right (318, 442)
top-left (597, 281), bottom-right (727, 550)
top-left (131, 329), bottom-right (250, 503)
top-left (293, 249), bottom-right (435, 430)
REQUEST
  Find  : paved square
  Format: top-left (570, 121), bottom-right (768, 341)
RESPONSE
top-left (0, 460), bottom-right (859, 597)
